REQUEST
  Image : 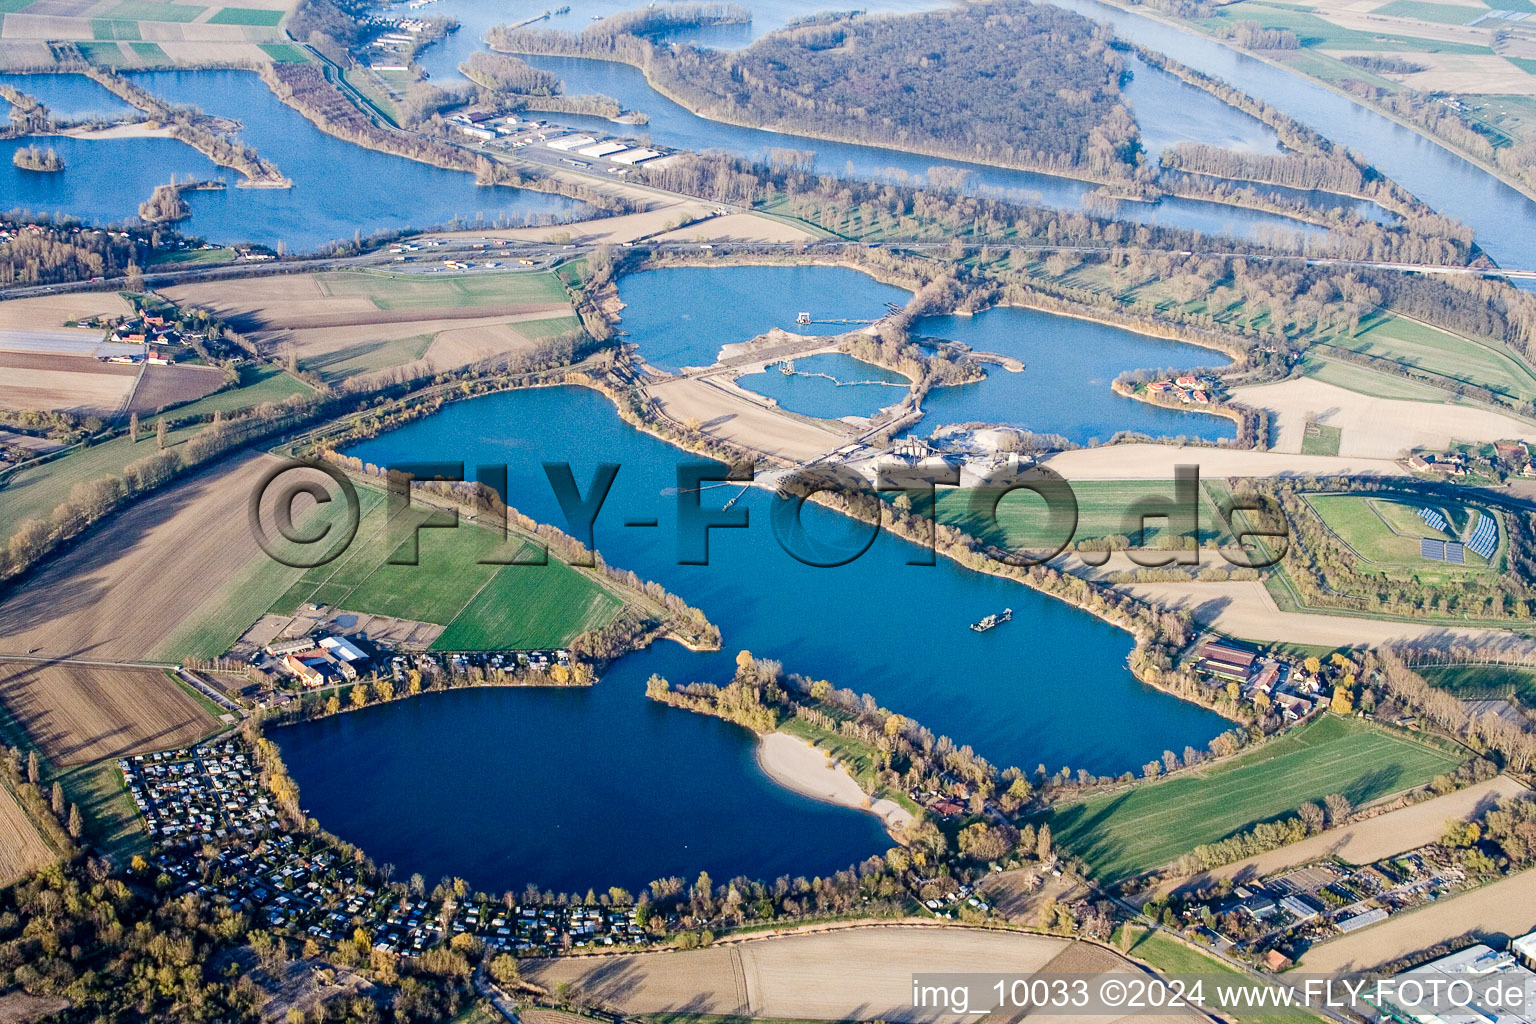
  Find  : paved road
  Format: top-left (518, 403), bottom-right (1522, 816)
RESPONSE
top-left (6, 234), bottom-right (1532, 304)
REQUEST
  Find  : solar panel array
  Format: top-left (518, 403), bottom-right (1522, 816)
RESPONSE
top-left (1446, 543), bottom-right (1466, 565)
top-left (1418, 507), bottom-right (1448, 532)
top-left (1468, 513), bottom-right (1497, 559)
top-left (1422, 538), bottom-right (1446, 561)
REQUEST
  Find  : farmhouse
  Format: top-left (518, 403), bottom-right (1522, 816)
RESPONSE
top-left (282, 651), bottom-right (331, 686)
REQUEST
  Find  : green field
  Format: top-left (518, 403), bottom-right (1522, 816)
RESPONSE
top-left (513, 314), bottom-right (582, 340)
top-left (1300, 353), bottom-right (1468, 403)
top-left (1371, 0), bottom-right (1482, 24)
top-left (314, 269), bottom-right (568, 310)
top-left (434, 560), bottom-right (621, 650)
top-left (148, 245), bottom-right (237, 266)
top-left (77, 41), bottom-right (136, 64)
top-left (1300, 420), bottom-right (1342, 456)
top-left (935, 479), bottom-right (1236, 551)
top-left (1049, 715), bottom-right (1462, 880)
top-left (208, 5), bottom-right (282, 24)
top-left (1198, 0), bottom-right (1492, 51)
top-left (92, 18), bottom-right (141, 38)
top-left (1319, 313), bottom-right (1536, 405)
top-left (1306, 493), bottom-right (1499, 568)
top-left (130, 41), bottom-right (168, 60)
top-left (169, 364), bottom-right (313, 421)
top-left (104, 0), bottom-right (203, 19)
top-left (299, 335), bottom-right (433, 382)
top-left (0, 366), bottom-right (315, 527)
top-left (1116, 928), bottom-right (1324, 1024)
top-left (266, 492), bottom-right (622, 650)
top-left (258, 42), bottom-right (311, 63)
top-left (1420, 663), bottom-right (1536, 706)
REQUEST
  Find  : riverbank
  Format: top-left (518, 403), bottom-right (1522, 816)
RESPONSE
top-left (1085, 0), bottom-right (1536, 211)
top-left (756, 731), bottom-right (915, 835)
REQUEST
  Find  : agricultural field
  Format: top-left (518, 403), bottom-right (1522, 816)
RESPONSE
top-left (0, 662), bottom-right (219, 766)
top-left (1419, 662), bottom-right (1536, 705)
top-left (0, 454), bottom-right (298, 662)
top-left (165, 271), bottom-right (576, 385)
top-left (934, 479), bottom-right (1237, 552)
top-left (0, 366), bottom-right (309, 528)
top-left (522, 927), bottom-right (1179, 1023)
top-left (269, 492), bottom-right (622, 651)
top-left (0, 775), bottom-right (58, 887)
top-left (298, 334), bottom-right (433, 382)
top-left (311, 269), bottom-right (568, 310)
top-left (1300, 420), bottom-right (1342, 456)
top-left (0, 349), bottom-right (139, 419)
top-left (1305, 492), bottom-right (1502, 568)
top-left (125, 362), bottom-right (227, 416)
top-left (1299, 354), bottom-right (1466, 403)
top-left (1048, 715), bottom-right (1463, 881)
top-left (1316, 313), bottom-right (1536, 405)
top-left (1196, 0), bottom-right (1494, 52)
top-left (1156, 775), bottom-right (1529, 897)
top-left (0, 0), bottom-right (294, 68)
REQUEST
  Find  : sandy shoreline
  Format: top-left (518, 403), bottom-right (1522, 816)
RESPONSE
top-left (756, 731), bottom-right (915, 836)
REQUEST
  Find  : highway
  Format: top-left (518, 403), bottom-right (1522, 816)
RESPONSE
top-left (7, 231), bottom-right (1536, 304)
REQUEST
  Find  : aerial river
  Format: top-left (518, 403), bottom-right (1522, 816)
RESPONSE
top-left (278, 265), bottom-right (1233, 894)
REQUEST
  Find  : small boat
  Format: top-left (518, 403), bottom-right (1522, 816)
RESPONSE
top-left (970, 608), bottom-right (1012, 632)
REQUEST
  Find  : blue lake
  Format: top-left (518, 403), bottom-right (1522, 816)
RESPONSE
top-left (0, 72), bottom-right (136, 122)
top-left (277, 652), bottom-right (891, 896)
top-left (1, 70), bottom-right (586, 250)
top-left (738, 353), bottom-right (910, 420)
top-left (912, 308), bottom-right (1236, 444)
top-left (2, 134), bottom-right (223, 227)
top-left (616, 265), bottom-right (911, 371)
top-left (617, 265), bottom-right (1231, 442)
top-left (291, 382), bottom-right (1228, 892)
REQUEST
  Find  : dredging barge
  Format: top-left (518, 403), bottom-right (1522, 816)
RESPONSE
top-left (970, 608), bottom-right (1012, 632)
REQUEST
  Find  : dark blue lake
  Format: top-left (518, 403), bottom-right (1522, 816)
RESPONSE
top-left (2, 135), bottom-right (220, 227)
top-left (280, 382), bottom-right (1228, 892)
top-left (277, 650), bottom-right (891, 896)
top-left (616, 266), bottom-right (1231, 442)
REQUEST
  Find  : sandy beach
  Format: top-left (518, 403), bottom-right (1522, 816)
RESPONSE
top-left (756, 732), bottom-right (915, 835)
